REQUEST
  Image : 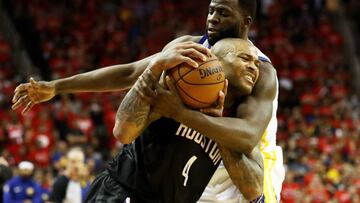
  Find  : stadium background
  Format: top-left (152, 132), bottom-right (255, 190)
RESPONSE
top-left (0, 0), bottom-right (359, 202)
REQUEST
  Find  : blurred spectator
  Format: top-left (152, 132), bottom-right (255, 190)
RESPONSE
top-left (0, 157), bottom-right (12, 202)
top-left (49, 147), bottom-right (90, 203)
top-left (3, 161), bottom-right (42, 203)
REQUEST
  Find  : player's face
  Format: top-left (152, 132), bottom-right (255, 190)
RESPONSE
top-left (206, 0), bottom-right (243, 45)
top-left (224, 44), bottom-right (260, 95)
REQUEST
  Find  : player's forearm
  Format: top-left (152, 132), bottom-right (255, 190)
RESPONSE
top-left (174, 109), bottom-right (261, 155)
top-left (219, 146), bottom-right (263, 200)
top-left (113, 88), bottom-right (151, 144)
top-left (113, 68), bottom-right (162, 144)
top-left (52, 54), bottom-right (158, 94)
top-left (52, 65), bottom-right (134, 94)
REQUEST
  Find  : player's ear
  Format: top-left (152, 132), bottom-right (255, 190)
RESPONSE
top-left (242, 16), bottom-right (252, 29)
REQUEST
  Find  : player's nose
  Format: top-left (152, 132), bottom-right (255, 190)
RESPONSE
top-left (208, 13), bottom-right (220, 25)
top-left (247, 63), bottom-right (257, 71)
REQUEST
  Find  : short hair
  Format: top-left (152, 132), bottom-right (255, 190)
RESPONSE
top-left (238, 0), bottom-right (257, 20)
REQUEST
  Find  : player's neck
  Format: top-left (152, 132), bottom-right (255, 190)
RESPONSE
top-left (239, 30), bottom-right (249, 40)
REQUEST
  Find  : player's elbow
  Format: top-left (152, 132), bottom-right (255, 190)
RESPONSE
top-left (113, 124), bottom-right (133, 144)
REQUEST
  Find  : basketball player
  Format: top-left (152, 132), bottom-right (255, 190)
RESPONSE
top-left (109, 38), bottom-right (265, 203)
top-left (12, 0), bottom-right (285, 202)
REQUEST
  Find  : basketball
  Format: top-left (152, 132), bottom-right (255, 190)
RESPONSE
top-left (169, 54), bottom-right (225, 109)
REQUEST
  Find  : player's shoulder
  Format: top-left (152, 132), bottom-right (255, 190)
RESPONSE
top-left (253, 61), bottom-right (277, 99)
top-left (256, 47), bottom-right (272, 64)
top-left (248, 40), bottom-right (272, 64)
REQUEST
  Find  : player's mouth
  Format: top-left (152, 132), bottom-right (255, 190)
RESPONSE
top-left (243, 73), bottom-right (256, 85)
top-left (207, 28), bottom-right (219, 35)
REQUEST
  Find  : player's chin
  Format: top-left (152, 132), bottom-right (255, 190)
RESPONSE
top-left (238, 82), bottom-right (253, 95)
top-left (207, 33), bottom-right (220, 45)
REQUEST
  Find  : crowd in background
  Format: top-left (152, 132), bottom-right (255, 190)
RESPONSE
top-left (0, 0), bottom-right (359, 202)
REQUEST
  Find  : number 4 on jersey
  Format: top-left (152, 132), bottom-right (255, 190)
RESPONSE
top-left (182, 156), bottom-right (197, 186)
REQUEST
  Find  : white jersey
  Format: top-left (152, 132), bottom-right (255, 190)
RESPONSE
top-left (198, 36), bottom-right (285, 203)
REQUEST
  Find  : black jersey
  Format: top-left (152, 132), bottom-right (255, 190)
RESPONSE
top-left (107, 117), bottom-right (221, 203)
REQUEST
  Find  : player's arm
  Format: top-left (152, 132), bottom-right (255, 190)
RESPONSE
top-left (154, 62), bottom-right (277, 155)
top-left (200, 95), bottom-right (264, 201)
top-left (220, 145), bottom-right (264, 201)
top-left (113, 41), bottom-right (210, 144)
top-left (112, 68), bottom-right (159, 144)
top-left (11, 35), bottom-right (202, 114)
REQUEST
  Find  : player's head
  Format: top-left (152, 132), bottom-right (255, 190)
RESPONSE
top-left (206, 0), bottom-right (257, 45)
top-left (212, 38), bottom-right (259, 95)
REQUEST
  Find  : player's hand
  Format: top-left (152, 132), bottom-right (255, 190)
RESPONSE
top-left (200, 79), bottom-right (228, 117)
top-left (150, 41), bottom-right (211, 73)
top-left (152, 76), bottom-right (185, 119)
top-left (12, 78), bottom-right (55, 114)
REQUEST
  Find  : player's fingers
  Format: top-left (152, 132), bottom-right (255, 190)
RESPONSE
top-left (165, 76), bottom-right (177, 93)
top-left (178, 56), bottom-right (198, 68)
top-left (14, 83), bottom-right (28, 93)
top-left (13, 84), bottom-right (29, 102)
top-left (29, 77), bottom-right (40, 89)
top-left (135, 87), bottom-right (153, 104)
top-left (223, 79), bottom-right (228, 97)
top-left (139, 76), bottom-right (156, 98)
top-left (11, 95), bottom-right (29, 110)
top-left (216, 90), bottom-right (225, 109)
top-left (180, 42), bottom-right (211, 56)
top-left (134, 85), bottom-right (150, 101)
top-left (22, 101), bottom-right (34, 115)
top-left (12, 91), bottom-right (27, 103)
top-left (180, 48), bottom-right (207, 62)
top-left (200, 108), bottom-right (222, 117)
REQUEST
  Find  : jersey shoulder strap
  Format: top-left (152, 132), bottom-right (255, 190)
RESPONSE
top-left (256, 47), bottom-right (272, 63)
top-left (199, 34), bottom-right (211, 48)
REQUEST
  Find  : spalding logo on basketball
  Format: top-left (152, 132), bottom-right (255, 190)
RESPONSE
top-left (169, 54), bottom-right (225, 109)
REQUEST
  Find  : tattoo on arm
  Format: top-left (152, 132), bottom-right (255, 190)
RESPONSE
top-left (218, 145), bottom-right (263, 200)
top-left (116, 89), bottom-right (150, 127)
top-left (115, 67), bottom-right (160, 137)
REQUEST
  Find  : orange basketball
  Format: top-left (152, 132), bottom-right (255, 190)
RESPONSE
top-left (169, 54), bottom-right (225, 109)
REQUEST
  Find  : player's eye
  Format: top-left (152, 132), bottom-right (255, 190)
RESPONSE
top-left (237, 55), bottom-right (248, 61)
top-left (208, 8), bottom-right (214, 15)
top-left (219, 11), bottom-right (229, 17)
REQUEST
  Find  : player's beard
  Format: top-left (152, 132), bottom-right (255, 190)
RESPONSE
top-left (207, 25), bottom-right (241, 46)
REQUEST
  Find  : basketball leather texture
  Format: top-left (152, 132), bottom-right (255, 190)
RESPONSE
top-left (169, 54), bottom-right (225, 109)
